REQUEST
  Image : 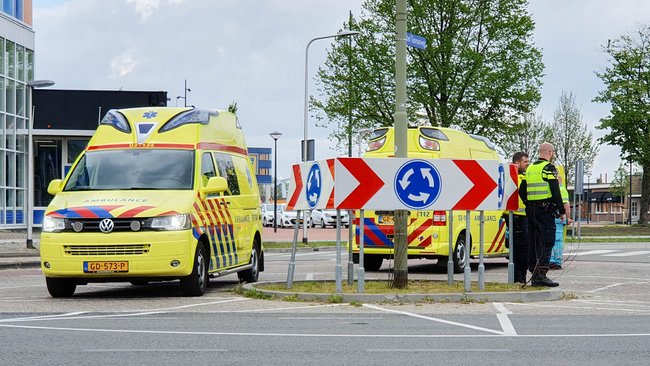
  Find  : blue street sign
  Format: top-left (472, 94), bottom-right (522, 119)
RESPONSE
top-left (394, 160), bottom-right (441, 209)
top-left (406, 32), bottom-right (427, 50)
top-left (306, 163), bottom-right (322, 208)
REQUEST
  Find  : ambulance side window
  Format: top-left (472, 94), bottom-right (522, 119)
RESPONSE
top-left (201, 152), bottom-right (216, 187)
top-left (214, 153), bottom-right (240, 196)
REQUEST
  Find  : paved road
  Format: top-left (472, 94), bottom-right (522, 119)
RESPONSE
top-left (0, 242), bottom-right (648, 365)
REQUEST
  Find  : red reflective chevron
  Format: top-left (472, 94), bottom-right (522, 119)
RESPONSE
top-left (337, 158), bottom-right (385, 209)
top-left (286, 164), bottom-right (303, 210)
top-left (452, 160), bottom-right (497, 210)
top-left (506, 164), bottom-right (520, 211)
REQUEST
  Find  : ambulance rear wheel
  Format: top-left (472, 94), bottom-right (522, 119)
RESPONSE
top-left (180, 242), bottom-right (208, 296)
top-left (46, 277), bottom-right (76, 298)
top-left (364, 255), bottom-right (383, 271)
top-left (238, 240), bottom-right (260, 283)
top-left (453, 233), bottom-right (471, 273)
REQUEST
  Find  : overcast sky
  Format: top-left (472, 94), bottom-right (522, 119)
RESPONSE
top-left (33, 0), bottom-right (650, 182)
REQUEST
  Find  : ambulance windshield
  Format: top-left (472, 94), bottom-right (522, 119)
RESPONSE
top-left (64, 149), bottom-right (195, 191)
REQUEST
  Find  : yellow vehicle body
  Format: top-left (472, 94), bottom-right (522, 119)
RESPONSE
top-left (352, 126), bottom-right (507, 272)
top-left (40, 107), bottom-right (263, 297)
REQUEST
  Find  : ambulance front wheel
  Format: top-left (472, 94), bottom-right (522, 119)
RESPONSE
top-left (46, 277), bottom-right (76, 298)
top-left (453, 233), bottom-right (471, 273)
top-left (238, 239), bottom-right (260, 283)
top-left (180, 242), bottom-right (208, 296)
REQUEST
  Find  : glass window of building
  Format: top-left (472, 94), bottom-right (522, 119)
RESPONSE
top-left (0, 37), bottom-right (4, 74)
top-left (67, 139), bottom-right (88, 164)
top-left (6, 79), bottom-right (14, 114)
top-left (26, 49), bottom-right (33, 80)
top-left (6, 40), bottom-right (14, 79)
top-left (35, 139), bottom-right (62, 207)
top-left (17, 44), bottom-right (24, 82)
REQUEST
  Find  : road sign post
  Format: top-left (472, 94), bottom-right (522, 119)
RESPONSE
top-left (447, 210), bottom-right (454, 285)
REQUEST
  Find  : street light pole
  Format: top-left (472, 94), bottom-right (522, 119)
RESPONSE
top-left (629, 159), bottom-right (633, 225)
top-left (270, 131), bottom-right (282, 233)
top-left (302, 30), bottom-right (359, 242)
top-left (26, 80), bottom-right (55, 249)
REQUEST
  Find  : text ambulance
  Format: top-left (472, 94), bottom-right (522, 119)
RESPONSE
top-left (40, 107), bottom-right (263, 297)
top-left (352, 126), bottom-right (508, 272)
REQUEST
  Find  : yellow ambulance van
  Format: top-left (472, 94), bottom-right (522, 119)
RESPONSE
top-left (41, 107), bottom-right (263, 297)
top-left (351, 126), bottom-right (508, 272)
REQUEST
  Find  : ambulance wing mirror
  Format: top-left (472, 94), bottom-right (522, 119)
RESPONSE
top-left (47, 179), bottom-right (64, 195)
top-left (202, 177), bottom-right (228, 194)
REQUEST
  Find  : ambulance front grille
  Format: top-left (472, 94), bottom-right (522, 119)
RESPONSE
top-left (64, 244), bottom-right (151, 256)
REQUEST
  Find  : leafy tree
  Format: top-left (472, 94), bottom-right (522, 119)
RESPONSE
top-left (610, 163), bottom-right (630, 223)
top-left (550, 91), bottom-right (599, 185)
top-left (499, 111), bottom-right (552, 161)
top-left (594, 25), bottom-right (650, 224)
top-left (314, 0), bottom-right (544, 146)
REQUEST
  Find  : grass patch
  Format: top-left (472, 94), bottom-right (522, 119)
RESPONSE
top-left (575, 224), bottom-right (650, 236)
top-left (256, 280), bottom-right (537, 294)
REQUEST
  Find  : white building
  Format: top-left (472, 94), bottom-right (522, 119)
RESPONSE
top-left (1, 0), bottom-right (34, 228)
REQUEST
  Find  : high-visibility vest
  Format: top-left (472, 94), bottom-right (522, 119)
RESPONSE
top-left (526, 160), bottom-right (554, 201)
top-left (560, 185), bottom-right (569, 204)
top-left (514, 174), bottom-right (527, 215)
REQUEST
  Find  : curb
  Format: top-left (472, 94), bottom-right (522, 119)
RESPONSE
top-left (0, 259), bottom-right (41, 270)
top-left (243, 281), bottom-right (564, 303)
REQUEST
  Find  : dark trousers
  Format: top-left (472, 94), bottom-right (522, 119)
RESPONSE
top-left (526, 203), bottom-right (556, 277)
top-left (512, 214), bottom-right (529, 282)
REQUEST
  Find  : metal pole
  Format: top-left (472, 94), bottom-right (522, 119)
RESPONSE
top-left (358, 209), bottom-right (365, 293)
top-left (347, 210), bottom-right (354, 285)
top-left (464, 210), bottom-right (471, 292)
top-left (335, 210), bottom-right (342, 293)
top-left (273, 138), bottom-right (278, 233)
top-left (301, 32), bottom-right (358, 244)
top-left (629, 159), bottom-right (633, 225)
top-left (286, 210), bottom-right (301, 289)
top-left (447, 210), bottom-right (454, 285)
top-left (392, 0), bottom-right (409, 289)
top-left (508, 212), bottom-right (514, 284)
top-left (184, 79), bottom-right (187, 107)
top-left (478, 211), bottom-right (485, 291)
top-left (26, 99), bottom-right (34, 249)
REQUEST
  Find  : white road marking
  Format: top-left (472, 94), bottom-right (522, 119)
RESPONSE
top-left (585, 283), bottom-right (626, 293)
top-left (504, 302), bottom-right (650, 313)
top-left (493, 303), bottom-right (517, 336)
top-left (1, 323), bottom-right (649, 339)
top-left (84, 349), bottom-right (228, 353)
top-left (602, 251), bottom-right (650, 257)
top-left (572, 250), bottom-right (618, 256)
top-left (0, 285), bottom-right (44, 290)
top-left (366, 348), bottom-right (512, 352)
top-left (0, 311), bottom-right (88, 323)
top-left (363, 304), bottom-right (504, 335)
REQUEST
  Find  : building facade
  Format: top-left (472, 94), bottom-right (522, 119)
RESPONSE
top-left (1, 0), bottom-right (34, 227)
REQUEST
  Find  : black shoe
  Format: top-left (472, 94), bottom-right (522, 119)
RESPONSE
top-left (514, 277), bottom-right (526, 284)
top-left (549, 264), bottom-right (562, 270)
top-left (531, 277), bottom-right (559, 287)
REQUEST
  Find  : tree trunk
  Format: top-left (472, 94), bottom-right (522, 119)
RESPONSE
top-left (639, 166), bottom-right (650, 225)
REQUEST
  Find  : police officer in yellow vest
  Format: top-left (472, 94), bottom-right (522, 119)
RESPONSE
top-left (519, 142), bottom-right (564, 287)
top-left (512, 151), bottom-right (530, 284)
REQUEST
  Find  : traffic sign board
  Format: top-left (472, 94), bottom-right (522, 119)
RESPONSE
top-left (394, 159), bottom-right (441, 209)
top-left (406, 32), bottom-right (427, 49)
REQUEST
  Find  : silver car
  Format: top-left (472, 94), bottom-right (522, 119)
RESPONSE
top-left (310, 209), bottom-right (349, 228)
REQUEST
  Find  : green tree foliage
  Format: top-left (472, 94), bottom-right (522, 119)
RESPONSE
top-left (594, 26), bottom-right (650, 224)
top-left (500, 111), bottom-right (552, 161)
top-left (550, 91), bottom-right (599, 185)
top-left (610, 163), bottom-right (630, 202)
top-left (314, 0), bottom-right (544, 147)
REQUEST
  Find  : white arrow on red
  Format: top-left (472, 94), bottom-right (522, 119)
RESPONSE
top-left (336, 158), bottom-right (385, 209)
top-left (286, 164), bottom-right (303, 211)
top-left (452, 160), bottom-right (497, 210)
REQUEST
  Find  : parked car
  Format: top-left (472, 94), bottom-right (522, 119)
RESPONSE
top-left (261, 204), bottom-right (275, 227)
top-left (278, 204), bottom-right (311, 228)
top-left (310, 209), bottom-right (349, 228)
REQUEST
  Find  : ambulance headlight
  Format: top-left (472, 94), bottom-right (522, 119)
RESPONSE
top-left (150, 214), bottom-right (191, 231)
top-left (43, 216), bottom-right (66, 233)
top-left (160, 109), bottom-right (217, 132)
